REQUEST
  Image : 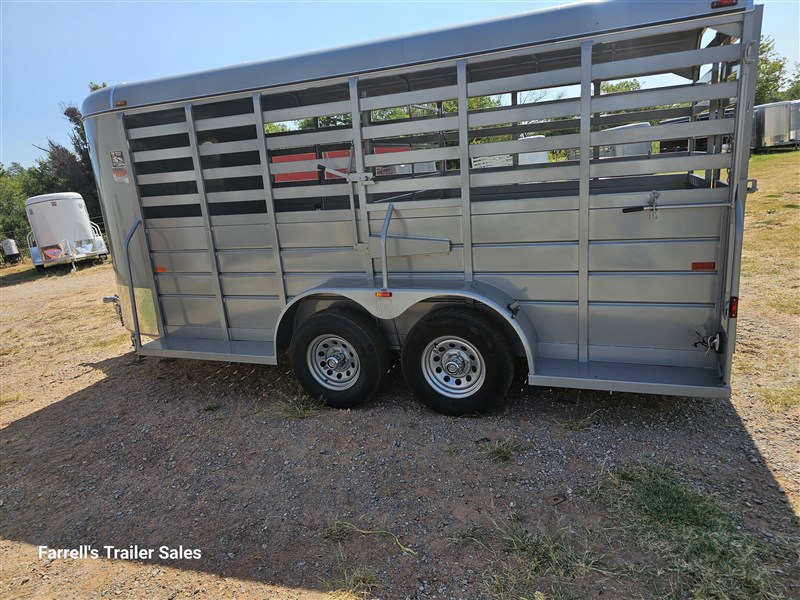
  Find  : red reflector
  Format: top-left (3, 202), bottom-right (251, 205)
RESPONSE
top-left (729, 296), bottom-right (739, 319)
top-left (375, 290), bottom-right (392, 298)
top-left (711, 0), bottom-right (737, 8)
top-left (692, 261), bottom-right (716, 271)
top-left (155, 266), bottom-right (167, 273)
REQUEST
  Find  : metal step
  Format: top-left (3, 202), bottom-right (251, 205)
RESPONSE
top-left (139, 337), bottom-right (277, 365)
top-left (530, 357), bottom-right (728, 398)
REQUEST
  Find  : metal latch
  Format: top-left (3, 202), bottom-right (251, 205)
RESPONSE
top-left (103, 294), bottom-right (124, 327)
top-left (317, 164), bottom-right (374, 184)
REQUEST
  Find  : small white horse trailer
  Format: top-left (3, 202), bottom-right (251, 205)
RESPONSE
top-left (26, 193), bottom-right (108, 271)
top-left (83, 0), bottom-right (762, 415)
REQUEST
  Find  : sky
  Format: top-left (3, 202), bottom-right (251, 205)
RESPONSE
top-left (1, 0), bottom-right (798, 168)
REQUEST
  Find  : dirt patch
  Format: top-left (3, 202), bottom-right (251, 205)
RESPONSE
top-left (1, 153), bottom-right (799, 599)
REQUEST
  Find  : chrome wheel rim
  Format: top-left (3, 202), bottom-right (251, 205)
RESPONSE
top-left (421, 336), bottom-right (485, 399)
top-left (306, 335), bottom-right (360, 391)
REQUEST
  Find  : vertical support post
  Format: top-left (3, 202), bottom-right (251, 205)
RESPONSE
top-left (117, 112), bottom-right (166, 338)
top-left (185, 104), bottom-right (231, 341)
top-left (348, 77), bottom-right (375, 281)
top-left (578, 42), bottom-right (593, 363)
top-left (720, 5), bottom-right (763, 381)
top-left (457, 60), bottom-right (474, 282)
top-left (253, 93), bottom-right (287, 306)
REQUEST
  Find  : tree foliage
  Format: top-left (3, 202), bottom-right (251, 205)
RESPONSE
top-left (755, 36), bottom-right (787, 105)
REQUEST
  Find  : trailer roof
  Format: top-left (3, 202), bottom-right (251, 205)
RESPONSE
top-left (25, 192), bottom-right (83, 207)
top-left (82, 0), bottom-right (751, 118)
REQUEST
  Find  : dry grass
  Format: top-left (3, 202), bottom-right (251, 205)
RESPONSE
top-left (324, 568), bottom-right (381, 599)
top-left (760, 386), bottom-right (800, 410)
top-left (741, 152), bottom-right (800, 310)
top-left (479, 438), bottom-right (527, 463)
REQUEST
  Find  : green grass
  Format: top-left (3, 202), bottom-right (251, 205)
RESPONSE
top-left (595, 463), bottom-right (785, 600)
top-left (479, 438), bottom-right (527, 463)
top-left (760, 387), bottom-right (800, 410)
top-left (276, 393), bottom-right (323, 420)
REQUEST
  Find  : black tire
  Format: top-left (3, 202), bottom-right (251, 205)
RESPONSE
top-left (401, 307), bottom-right (513, 416)
top-left (289, 308), bottom-right (390, 409)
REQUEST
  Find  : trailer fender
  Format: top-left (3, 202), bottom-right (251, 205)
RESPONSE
top-left (274, 282), bottom-right (538, 375)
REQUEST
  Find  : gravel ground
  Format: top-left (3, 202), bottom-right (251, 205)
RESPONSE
top-left (0, 250), bottom-right (798, 600)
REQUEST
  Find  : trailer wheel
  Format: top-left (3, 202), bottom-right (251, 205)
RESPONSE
top-left (289, 308), bottom-right (390, 409)
top-left (401, 307), bottom-right (513, 416)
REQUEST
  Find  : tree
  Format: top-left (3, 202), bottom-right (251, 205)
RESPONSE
top-left (600, 79), bottom-right (642, 94)
top-left (781, 63), bottom-right (800, 101)
top-left (755, 36), bottom-right (787, 105)
top-left (39, 83), bottom-right (107, 225)
top-left (0, 164), bottom-right (31, 243)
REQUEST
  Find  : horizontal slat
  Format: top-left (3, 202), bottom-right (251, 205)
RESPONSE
top-left (468, 66), bottom-right (581, 98)
top-left (363, 115), bottom-right (459, 140)
top-left (589, 272), bottom-right (717, 304)
top-left (198, 139), bottom-right (260, 156)
top-left (361, 85), bottom-right (458, 112)
top-left (271, 183), bottom-right (351, 200)
top-left (141, 194), bottom-right (200, 207)
top-left (194, 114), bottom-right (255, 132)
top-left (592, 44), bottom-right (740, 82)
top-left (133, 146), bottom-right (192, 162)
top-left (589, 239), bottom-right (719, 273)
top-left (589, 154), bottom-right (731, 178)
top-left (471, 163), bottom-right (579, 187)
top-left (592, 81), bottom-right (739, 114)
top-left (266, 127), bottom-right (354, 150)
top-left (469, 99), bottom-right (581, 128)
top-left (593, 119), bottom-right (735, 146)
top-left (126, 122), bottom-right (188, 139)
top-left (469, 133), bottom-right (580, 158)
top-left (269, 156), bottom-right (350, 175)
top-left (136, 171), bottom-right (196, 185)
top-left (473, 243), bottom-right (578, 272)
top-left (217, 250), bottom-right (275, 273)
top-left (364, 146), bottom-right (458, 167)
top-left (367, 175), bottom-right (461, 194)
top-left (149, 226), bottom-right (208, 251)
top-left (206, 189), bottom-right (266, 203)
top-left (589, 187), bottom-right (729, 209)
top-left (262, 100), bottom-right (352, 123)
top-left (202, 165), bottom-right (263, 179)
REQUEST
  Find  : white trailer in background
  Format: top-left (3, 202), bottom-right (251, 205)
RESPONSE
top-left (83, 0), bottom-right (762, 415)
top-left (26, 192), bottom-right (108, 271)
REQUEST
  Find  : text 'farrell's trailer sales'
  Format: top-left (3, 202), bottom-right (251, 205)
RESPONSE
top-left (82, 0), bottom-right (763, 415)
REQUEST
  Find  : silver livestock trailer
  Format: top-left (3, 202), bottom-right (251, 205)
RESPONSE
top-left (26, 192), bottom-right (108, 271)
top-left (82, 0), bottom-right (762, 415)
top-left (752, 100), bottom-right (800, 150)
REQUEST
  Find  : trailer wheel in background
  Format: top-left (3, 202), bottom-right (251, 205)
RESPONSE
top-left (289, 308), bottom-right (390, 409)
top-left (401, 307), bottom-right (513, 416)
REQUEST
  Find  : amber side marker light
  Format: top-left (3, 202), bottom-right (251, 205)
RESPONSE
top-left (729, 296), bottom-right (739, 318)
top-left (114, 100), bottom-right (128, 107)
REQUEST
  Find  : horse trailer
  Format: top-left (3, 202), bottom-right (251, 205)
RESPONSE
top-left (82, 0), bottom-right (762, 415)
top-left (26, 193), bottom-right (108, 271)
top-left (752, 100), bottom-right (800, 150)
